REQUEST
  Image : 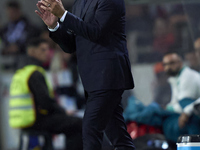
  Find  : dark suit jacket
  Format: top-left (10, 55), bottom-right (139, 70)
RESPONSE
top-left (50, 0), bottom-right (134, 92)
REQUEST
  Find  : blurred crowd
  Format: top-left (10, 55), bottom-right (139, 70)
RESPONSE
top-left (1, 2), bottom-right (200, 68)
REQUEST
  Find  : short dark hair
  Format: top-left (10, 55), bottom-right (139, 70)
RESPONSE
top-left (163, 51), bottom-right (183, 59)
top-left (26, 38), bottom-right (48, 49)
top-left (6, 1), bottom-right (20, 9)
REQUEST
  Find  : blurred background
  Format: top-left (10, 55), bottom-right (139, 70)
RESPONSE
top-left (1, 0), bottom-right (200, 149)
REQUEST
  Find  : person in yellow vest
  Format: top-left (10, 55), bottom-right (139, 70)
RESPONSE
top-left (9, 38), bottom-right (83, 150)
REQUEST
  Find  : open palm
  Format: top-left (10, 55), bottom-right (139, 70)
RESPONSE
top-left (35, 2), bottom-right (58, 28)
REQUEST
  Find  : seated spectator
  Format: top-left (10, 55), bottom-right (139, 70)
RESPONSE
top-left (162, 52), bottom-right (200, 142)
top-left (0, 1), bottom-right (40, 55)
top-left (9, 38), bottom-right (83, 150)
top-left (124, 52), bottom-right (200, 144)
top-left (163, 52), bottom-right (200, 113)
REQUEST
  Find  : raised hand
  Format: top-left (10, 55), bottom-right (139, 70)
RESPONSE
top-left (39, 0), bottom-right (65, 19)
top-left (35, 1), bottom-right (58, 29)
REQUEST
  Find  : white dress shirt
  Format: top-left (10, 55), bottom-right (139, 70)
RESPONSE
top-left (48, 11), bottom-right (68, 32)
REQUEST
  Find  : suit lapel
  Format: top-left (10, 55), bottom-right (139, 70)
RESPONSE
top-left (80, 0), bottom-right (93, 19)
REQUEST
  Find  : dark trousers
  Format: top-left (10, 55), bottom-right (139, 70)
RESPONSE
top-left (83, 89), bottom-right (135, 150)
top-left (25, 113), bottom-right (83, 150)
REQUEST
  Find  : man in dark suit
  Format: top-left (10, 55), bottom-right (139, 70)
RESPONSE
top-left (35, 0), bottom-right (135, 149)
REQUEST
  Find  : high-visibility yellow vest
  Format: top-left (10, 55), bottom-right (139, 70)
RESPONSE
top-left (9, 65), bottom-right (53, 128)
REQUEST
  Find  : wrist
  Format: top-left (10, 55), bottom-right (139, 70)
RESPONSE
top-left (48, 22), bottom-right (58, 29)
top-left (58, 9), bottom-right (66, 19)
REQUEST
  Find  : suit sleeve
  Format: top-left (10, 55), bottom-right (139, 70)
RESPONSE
top-left (49, 2), bottom-right (78, 54)
top-left (49, 26), bottom-right (76, 54)
top-left (61, 0), bottom-right (123, 42)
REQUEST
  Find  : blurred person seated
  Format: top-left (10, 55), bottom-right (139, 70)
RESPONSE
top-left (162, 52), bottom-right (200, 142)
top-left (9, 38), bottom-right (83, 150)
top-left (0, 1), bottom-right (40, 55)
top-left (124, 52), bottom-right (200, 144)
top-left (162, 51), bottom-right (200, 123)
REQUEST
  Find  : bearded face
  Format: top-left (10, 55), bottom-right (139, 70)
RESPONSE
top-left (165, 68), bottom-right (180, 76)
top-left (162, 54), bottom-right (183, 77)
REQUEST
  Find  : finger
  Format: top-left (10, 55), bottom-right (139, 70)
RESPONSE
top-left (40, 5), bottom-right (48, 10)
top-left (40, 0), bottom-right (50, 8)
top-left (39, 4), bottom-right (49, 12)
top-left (37, 2), bottom-right (45, 9)
top-left (35, 10), bottom-right (43, 19)
top-left (45, 0), bottom-right (54, 3)
top-left (37, 3), bottom-right (45, 13)
top-left (43, 0), bottom-right (55, 3)
top-left (56, 0), bottom-right (62, 4)
top-left (43, 0), bottom-right (54, 5)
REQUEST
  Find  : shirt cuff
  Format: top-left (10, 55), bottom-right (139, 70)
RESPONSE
top-left (48, 23), bottom-right (59, 32)
top-left (183, 103), bottom-right (194, 116)
top-left (60, 11), bottom-right (68, 22)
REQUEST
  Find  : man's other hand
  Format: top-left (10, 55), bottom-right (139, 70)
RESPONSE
top-left (178, 113), bottom-right (189, 128)
top-left (35, 1), bottom-right (58, 29)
